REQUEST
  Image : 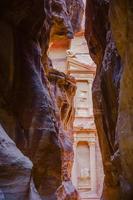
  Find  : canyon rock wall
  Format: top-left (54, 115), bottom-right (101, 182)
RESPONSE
top-left (110, 1), bottom-right (133, 199)
top-left (0, 0), bottom-right (83, 199)
top-left (85, 0), bottom-right (133, 200)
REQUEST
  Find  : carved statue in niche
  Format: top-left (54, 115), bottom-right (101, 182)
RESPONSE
top-left (80, 168), bottom-right (90, 179)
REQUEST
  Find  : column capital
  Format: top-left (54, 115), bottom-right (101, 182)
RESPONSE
top-left (73, 141), bottom-right (78, 147)
top-left (88, 138), bottom-right (96, 146)
top-left (89, 141), bottom-right (96, 146)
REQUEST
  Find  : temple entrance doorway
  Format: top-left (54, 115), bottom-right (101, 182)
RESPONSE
top-left (76, 142), bottom-right (91, 192)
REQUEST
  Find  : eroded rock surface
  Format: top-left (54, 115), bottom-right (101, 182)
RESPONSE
top-left (0, 124), bottom-right (41, 200)
top-left (110, 1), bottom-right (133, 199)
top-left (85, 0), bottom-right (133, 200)
top-left (0, 0), bottom-right (83, 199)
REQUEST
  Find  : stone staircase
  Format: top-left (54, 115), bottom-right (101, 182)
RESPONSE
top-left (81, 196), bottom-right (100, 200)
top-left (79, 190), bottom-right (100, 200)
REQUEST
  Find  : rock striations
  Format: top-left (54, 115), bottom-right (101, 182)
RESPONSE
top-left (85, 0), bottom-right (133, 200)
top-left (0, 0), bottom-right (84, 199)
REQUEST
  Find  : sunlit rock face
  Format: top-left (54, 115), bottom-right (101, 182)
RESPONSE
top-left (0, 0), bottom-right (83, 199)
top-left (47, 69), bottom-right (80, 199)
top-left (85, 0), bottom-right (133, 200)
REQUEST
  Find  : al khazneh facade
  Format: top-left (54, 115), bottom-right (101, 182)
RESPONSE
top-left (67, 35), bottom-right (104, 199)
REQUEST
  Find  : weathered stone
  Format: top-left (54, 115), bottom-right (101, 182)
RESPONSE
top-left (0, 0), bottom-right (83, 199)
top-left (47, 68), bottom-right (78, 199)
top-left (110, 1), bottom-right (133, 199)
top-left (0, 124), bottom-right (41, 200)
top-left (85, 0), bottom-right (133, 200)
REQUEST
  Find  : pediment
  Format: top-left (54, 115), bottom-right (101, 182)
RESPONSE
top-left (67, 56), bottom-right (96, 74)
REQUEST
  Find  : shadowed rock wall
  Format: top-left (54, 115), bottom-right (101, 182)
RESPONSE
top-left (0, 0), bottom-right (83, 199)
top-left (85, 0), bottom-right (133, 200)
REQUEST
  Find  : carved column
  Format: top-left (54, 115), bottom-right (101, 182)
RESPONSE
top-left (88, 80), bottom-right (93, 116)
top-left (89, 141), bottom-right (97, 194)
top-left (72, 140), bottom-right (78, 187)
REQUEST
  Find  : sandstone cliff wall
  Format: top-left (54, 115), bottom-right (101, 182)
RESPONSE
top-left (85, 1), bottom-right (133, 200)
top-left (0, 0), bottom-right (83, 199)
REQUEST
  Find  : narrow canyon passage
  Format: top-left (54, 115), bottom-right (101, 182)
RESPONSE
top-left (0, 1), bottom-right (133, 200)
top-left (48, 10), bottom-right (104, 199)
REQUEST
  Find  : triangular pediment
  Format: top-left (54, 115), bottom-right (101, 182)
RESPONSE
top-left (67, 56), bottom-right (96, 74)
